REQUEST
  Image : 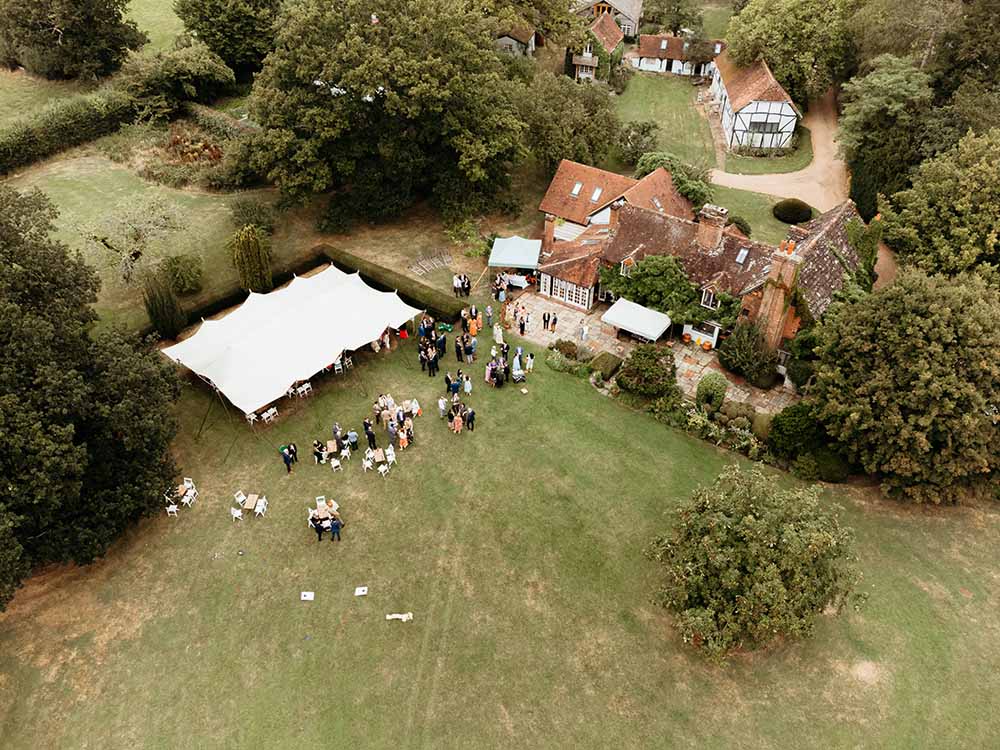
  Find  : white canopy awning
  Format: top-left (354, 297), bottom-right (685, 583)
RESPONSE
top-left (162, 265), bottom-right (422, 414)
top-left (488, 235), bottom-right (542, 269)
top-left (601, 298), bottom-right (672, 341)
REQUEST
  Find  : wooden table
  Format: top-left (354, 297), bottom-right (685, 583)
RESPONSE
top-left (244, 493), bottom-right (258, 511)
top-left (326, 440), bottom-right (337, 454)
top-left (373, 448), bottom-right (385, 463)
top-left (175, 484), bottom-right (187, 498)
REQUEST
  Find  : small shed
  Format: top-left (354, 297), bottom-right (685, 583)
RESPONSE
top-left (601, 298), bottom-right (672, 342)
top-left (489, 236), bottom-right (542, 270)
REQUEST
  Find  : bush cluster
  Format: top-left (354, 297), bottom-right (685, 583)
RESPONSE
top-left (717, 320), bottom-right (779, 389)
top-left (769, 401), bottom-right (852, 483)
top-left (590, 351), bottom-right (623, 380)
top-left (229, 196), bottom-right (277, 234)
top-left (162, 254), bottom-right (204, 295)
top-left (695, 372), bottom-right (728, 414)
top-left (545, 350), bottom-right (590, 377)
top-left (772, 198), bottom-right (814, 224)
top-left (617, 344), bottom-right (678, 398)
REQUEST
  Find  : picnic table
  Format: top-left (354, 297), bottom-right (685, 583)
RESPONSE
top-left (315, 499), bottom-right (340, 512)
top-left (373, 448), bottom-right (386, 463)
top-left (244, 493), bottom-right (258, 511)
top-left (175, 484), bottom-right (187, 499)
top-left (326, 440), bottom-right (337, 454)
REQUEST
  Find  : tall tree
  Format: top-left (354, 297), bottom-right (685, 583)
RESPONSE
top-left (229, 224), bottom-right (273, 292)
top-left (174, 0), bottom-right (282, 73)
top-left (0, 185), bottom-right (179, 608)
top-left (881, 128), bottom-right (1000, 275)
top-left (838, 55), bottom-right (932, 220)
top-left (645, 0), bottom-right (703, 35)
top-left (726, 0), bottom-right (858, 104)
top-left (514, 71), bottom-right (620, 173)
top-left (250, 0), bottom-right (524, 220)
top-left (0, 0), bottom-right (147, 79)
top-left (81, 195), bottom-right (183, 283)
top-left (849, 0), bottom-right (962, 68)
top-left (933, 0), bottom-right (1000, 95)
top-left (813, 270), bottom-right (1000, 503)
top-left (646, 464), bottom-right (860, 659)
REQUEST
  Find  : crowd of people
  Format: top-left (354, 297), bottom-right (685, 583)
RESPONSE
top-left (308, 498), bottom-right (344, 543)
top-left (452, 273), bottom-right (472, 297)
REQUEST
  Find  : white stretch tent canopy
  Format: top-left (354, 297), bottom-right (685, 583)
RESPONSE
top-left (488, 235), bottom-right (542, 269)
top-left (601, 298), bottom-right (672, 341)
top-left (162, 265), bottom-right (422, 414)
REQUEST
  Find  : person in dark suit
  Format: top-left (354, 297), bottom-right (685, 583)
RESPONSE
top-left (310, 513), bottom-right (325, 542)
top-left (427, 349), bottom-right (439, 377)
top-left (454, 336), bottom-right (463, 362)
top-left (329, 517), bottom-right (342, 542)
top-left (465, 408), bottom-right (475, 432)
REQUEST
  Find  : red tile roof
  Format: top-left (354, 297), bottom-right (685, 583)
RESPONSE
top-left (538, 160), bottom-right (637, 225)
top-left (637, 35), bottom-right (724, 61)
top-left (538, 240), bottom-right (604, 288)
top-left (589, 13), bottom-right (624, 54)
top-left (714, 51), bottom-right (799, 115)
top-left (498, 25), bottom-right (535, 45)
top-left (621, 167), bottom-right (694, 220)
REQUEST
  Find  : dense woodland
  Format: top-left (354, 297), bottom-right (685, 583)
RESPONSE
top-left (0, 0), bottom-right (998, 626)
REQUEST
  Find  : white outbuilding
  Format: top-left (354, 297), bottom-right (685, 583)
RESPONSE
top-left (710, 51), bottom-right (801, 151)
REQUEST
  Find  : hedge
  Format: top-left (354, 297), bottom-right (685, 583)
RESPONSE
top-left (772, 198), bottom-right (814, 224)
top-left (590, 351), bottom-right (623, 380)
top-left (319, 245), bottom-right (465, 320)
top-left (0, 89), bottom-right (135, 174)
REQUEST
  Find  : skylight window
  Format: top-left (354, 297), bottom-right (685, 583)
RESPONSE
top-left (590, 187), bottom-right (603, 202)
top-left (660, 39), bottom-right (667, 50)
top-left (571, 181), bottom-right (583, 197)
top-left (651, 196), bottom-right (663, 211)
top-left (735, 247), bottom-right (749, 264)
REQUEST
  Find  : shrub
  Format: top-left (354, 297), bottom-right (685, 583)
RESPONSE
top-left (228, 224), bottom-right (272, 292)
top-left (645, 464), bottom-right (861, 659)
top-left (772, 198), bottom-right (814, 224)
top-left (162, 254), bottom-right (204, 295)
top-left (229, 196), bottom-right (276, 234)
top-left (727, 214), bottom-right (752, 236)
top-left (791, 452), bottom-right (820, 480)
top-left (545, 350), bottom-right (589, 377)
top-left (648, 390), bottom-right (686, 424)
top-left (767, 401), bottom-right (823, 458)
top-left (635, 152), bottom-right (713, 207)
top-left (813, 448), bottom-right (851, 483)
top-left (619, 121), bottom-right (660, 166)
top-left (721, 400), bottom-right (756, 422)
top-left (118, 43), bottom-right (235, 121)
top-left (785, 357), bottom-right (814, 389)
top-left (550, 339), bottom-right (579, 360)
top-left (142, 272), bottom-right (187, 339)
top-left (717, 320), bottom-right (779, 388)
top-left (696, 372), bottom-right (728, 413)
top-left (751, 412), bottom-right (773, 441)
top-left (590, 351), bottom-right (623, 380)
top-left (609, 63), bottom-right (634, 94)
top-left (321, 245), bottom-right (465, 320)
top-left (617, 344), bottom-right (678, 398)
top-left (317, 195), bottom-right (356, 234)
top-left (184, 102), bottom-right (253, 141)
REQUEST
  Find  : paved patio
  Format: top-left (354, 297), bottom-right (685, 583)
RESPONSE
top-left (504, 291), bottom-right (799, 415)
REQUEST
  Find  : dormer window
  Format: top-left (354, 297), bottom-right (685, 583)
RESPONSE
top-left (651, 196), bottom-right (663, 211)
top-left (571, 181), bottom-right (583, 197)
top-left (715, 42), bottom-right (722, 54)
top-left (660, 39), bottom-right (667, 50)
top-left (590, 187), bottom-right (603, 203)
top-left (620, 258), bottom-right (635, 277)
top-left (583, 42), bottom-right (592, 56)
top-left (735, 247), bottom-right (749, 264)
top-left (701, 288), bottom-right (720, 310)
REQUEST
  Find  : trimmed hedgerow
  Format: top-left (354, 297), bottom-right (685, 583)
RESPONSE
top-left (590, 351), bottom-right (623, 380)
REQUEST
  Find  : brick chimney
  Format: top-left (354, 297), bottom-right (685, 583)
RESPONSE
top-left (696, 204), bottom-right (729, 249)
top-left (756, 240), bottom-right (802, 350)
top-left (543, 213), bottom-right (556, 249)
top-left (608, 199), bottom-right (624, 230)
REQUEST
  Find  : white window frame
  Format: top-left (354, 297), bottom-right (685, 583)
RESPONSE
top-left (571, 181), bottom-right (583, 197)
top-left (621, 23), bottom-right (632, 36)
top-left (590, 187), bottom-right (603, 203)
top-left (620, 259), bottom-right (633, 277)
top-left (701, 288), bottom-right (720, 310)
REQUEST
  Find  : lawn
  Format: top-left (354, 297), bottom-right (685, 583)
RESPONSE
top-left (701, 2), bottom-right (734, 40)
top-left (0, 70), bottom-right (87, 127)
top-left (724, 126), bottom-right (814, 175)
top-left (614, 73), bottom-right (717, 168)
top-left (129, 0), bottom-right (185, 54)
top-left (1, 340), bottom-right (1000, 748)
top-left (711, 184), bottom-right (792, 245)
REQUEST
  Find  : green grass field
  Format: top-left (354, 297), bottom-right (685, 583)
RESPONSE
top-left (0, 70), bottom-right (87, 127)
top-left (701, 2), bottom-right (734, 40)
top-left (129, 0), bottom-right (184, 53)
top-left (711, 185), bottom-right (792, 245)
top-left (1, 340), bottom-right (999, 748)
top-left (724, 126), bottom-right (814, 175)
top-left (615, 73), bottom-right (717, 168)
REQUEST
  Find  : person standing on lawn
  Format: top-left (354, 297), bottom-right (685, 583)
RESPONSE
top-left (486, 304), bottom-right (493, 327)
top-left (438, 395), bottom-right (448, 418)
top-left (427, 348), bottom-right (439, 377)
top-left (329, 516), bottom-right (342, 543)
top-left (281, 446), bottom-right (293, 474)
top-left (465, 408), bottom-right (475, 432)
top-left (287, 442), bottom-right (299, 463)
top-left (455, 336), bottom-right (463, 362)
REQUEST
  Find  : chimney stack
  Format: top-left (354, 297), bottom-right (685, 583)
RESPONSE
top-left (696, 204), bottom-right (729, 249)
top-left (543, 213), bottom-right (556, 249)
top-left (756, 245), bottom-right (803, 350)
top-left (608, 199), bottom-right (624, 230)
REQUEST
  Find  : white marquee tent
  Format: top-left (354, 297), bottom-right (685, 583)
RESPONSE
top-left (601, 298), bottom-right (672, 342)
top-left (488, 235), bottom-right (542, 269)
top-left (162, 265), bottom-right (422, 415)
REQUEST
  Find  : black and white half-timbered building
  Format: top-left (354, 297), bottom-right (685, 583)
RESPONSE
top-left (710, 51), bottom-right (801, 151)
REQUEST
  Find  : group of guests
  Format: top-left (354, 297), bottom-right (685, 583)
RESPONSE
top-left (308, 499), bottom-right (344, 543)
top-left (452, 273), bottom-right (472, 297)
top-left (441, 398), bottom-right (476, 434)
top-left (309, 394), bottom-right (420, 465)
top-left (490, 273), bottom-right (508, 302)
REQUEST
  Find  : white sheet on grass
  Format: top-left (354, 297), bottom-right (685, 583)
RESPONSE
top-left (601, 298), bottom-right (672, 341)
top-left (488, 235), bottom-right (541, 269)
top-left (162, 265), bottom-right (422, 414)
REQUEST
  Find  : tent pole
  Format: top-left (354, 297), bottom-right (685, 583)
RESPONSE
top-left (195, 393), bottom-right (213, 439)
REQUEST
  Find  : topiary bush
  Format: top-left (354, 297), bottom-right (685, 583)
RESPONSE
top-left (717, 320), bottom-right (779, 388)
top-left (772, 198), bottom-right (814, 224)
top-left (767, 401), bottom-right (824, 459)
top-left (590, 351), bottom-right (623, 380)
top-left (228, 224), bottom-right (272, 292)
top-left (617, 344), bottom-right (678, 398)
top-left (162, 254), bottom-right (204, 295)
top-left (696, 372), bottom-right (728, 414)
top-left (812, 448), bottom-right (851, 483)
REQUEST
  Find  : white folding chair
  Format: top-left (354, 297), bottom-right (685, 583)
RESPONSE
top-left (254, 496), bottom-right (268, 517)
top-left (166, 504), bottom-right (179, 517)
top-left (180, 491), bottom-right (196, 508)
top-left (365, 447), bottom-right (375, 461)
top-left (234, 490), bottom-right (247, 506)
top-left (245, 412), bottom-right (258, 425)
top-left (378, 464), bottom-right (390, 479)
top-left (333, 360), bottom-right (344, 375)
top-left (315, 496), bottom-right (326, 507)
top-left (329, 458), bottom-right (342, 472)
top-left (362, 458), bottom-right (374, 473)
top-left (262, 408), bottom-right (277, 424)
top-left (345, 356), bottom-right (354, 370)
top-left (298, 382), bottom-right (313, 397)
top-left (385, 446), bottom-right (397, 466)
top-left (184, 477), bottom-right (196, 490)
top-left (231, 508), bottom-right (243, 522)
top-left (340, 446), bottom-right (351, 461)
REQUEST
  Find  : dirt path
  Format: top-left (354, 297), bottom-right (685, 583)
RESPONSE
top-left (710, 89), bottom-right (849, 211)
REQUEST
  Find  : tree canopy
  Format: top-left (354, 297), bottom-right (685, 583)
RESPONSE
top-left (249, 0), bottom-right (524, 219)
top-left (812, 270), bottom-right (1000, 503)
top-left (881, 129), bottom-right (1000, 275)
top-left (726, 0), bottom-right (858, 104)
top-left (174, 0), bottom-right (282, 73)
top-left (0, 0), bottom-right (147, 79)
top-left (0, 185), bottom-right (180, 610)
top-left (645, 0), bottom-right (703, 35)
top-left (646, 464), bottom-right (860, 658)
